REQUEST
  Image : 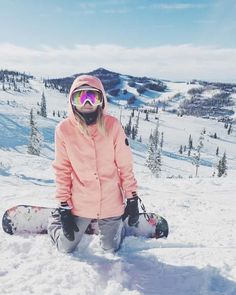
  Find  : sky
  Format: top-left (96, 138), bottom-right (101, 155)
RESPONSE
top-left (0, 0), bottom-right (236, 82)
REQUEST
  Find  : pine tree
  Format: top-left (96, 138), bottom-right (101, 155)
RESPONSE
top-left (28, 108), bottom-right (43, 156)
top-left (13, 77), bottom-right (17, 91)
top-left (160, 132), bottom-right (164, 150)
top-left (179, 145), bottom-right (183, 154)
top-left (40, 92), bottom-right (47, 117)
top-left (131, 126), bottom-right (136, 140)
top-left (134, 110), bottom-right (140, 139)
top-left (217, 152), bottom-right (227, 177)
top-left (146, 142), bottom-right (155, 172)
top-left (228, 124), bottom-right (232, 135)
top-left (145, 142), bottom-right (161, 177)
top-left (152, 119), bottom-right (160, 150)
top-left (188, 134), bottom-right (193, 157)
top-left (216, 146), bottom-right (219, 156)
top-left (192, 131), bottom-right (204, 177)
top-left (188, 135), bottom-right (193, 150)
top-left (153, 149), bottom-right (161, 177)
top-left (221, 152), bottom-right (227, 176)
top-left (125, 115), bottom-right (132, 137)
top-left (145, 121), bottom-right (162, 177)
top-left (149, 130), bottom-right (153, 144)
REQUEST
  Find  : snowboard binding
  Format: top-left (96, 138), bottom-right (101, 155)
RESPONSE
top-left (138, 198), bottom-right (169, 239)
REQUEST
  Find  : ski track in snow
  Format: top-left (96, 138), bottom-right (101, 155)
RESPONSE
top-left (1, 78), bottom-right (236, 294)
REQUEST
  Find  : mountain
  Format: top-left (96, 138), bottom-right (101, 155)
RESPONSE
top-left (1, 67), bottom-right (236, 122)
top-left (0, 68), bottom-right (236, 294)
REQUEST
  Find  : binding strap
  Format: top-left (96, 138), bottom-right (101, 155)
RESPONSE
top-left (138, 197), bottom-right (151, 222)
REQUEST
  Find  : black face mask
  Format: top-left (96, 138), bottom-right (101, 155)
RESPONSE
top-left (74, 107), bottom-right (99, 125)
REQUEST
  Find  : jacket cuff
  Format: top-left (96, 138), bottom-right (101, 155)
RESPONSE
top-left (126, 191), bottom-right (138, 199)
top-left (58, 199), bottom-right (73, 209)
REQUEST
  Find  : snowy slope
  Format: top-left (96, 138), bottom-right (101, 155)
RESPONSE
top-left (0, 75), bottom-right (236, 295)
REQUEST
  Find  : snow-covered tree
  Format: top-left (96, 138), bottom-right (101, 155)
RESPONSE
top-left (145, 142), bottom-right (161, 177)
top-left (192, 130), bottom-right (204, 177)
top-left (217, 152), bottom-right (227, 177)
top-left (152, 119), bottom-right (160, 150)
top-left (134, 110), bottom-right (140, 139)
top-left (40, 92), bottom-right (47, 118)
top-left (149, 132), bottom-right (153, 144)
top-left (160, 132), bottom-right (164, 150)
top-left (28, 108), bottom-right (43, 156)
top-left (145, 120), bottom-right (162, 177)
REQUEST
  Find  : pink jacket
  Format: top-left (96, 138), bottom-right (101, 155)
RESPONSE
top-left (52, 75), bottom-right (138, 219)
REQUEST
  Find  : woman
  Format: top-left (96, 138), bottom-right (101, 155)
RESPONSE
top-left (48, 74), bottom-right (139, 253)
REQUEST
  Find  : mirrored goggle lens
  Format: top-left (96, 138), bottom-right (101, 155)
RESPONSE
top-left (72, 90), bottom-right (102, 106)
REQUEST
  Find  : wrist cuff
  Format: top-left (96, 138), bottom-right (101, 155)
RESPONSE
top-left (60, 202), bottom-right (72, 210)
top-left (126, 192), bottom-right (138, 199)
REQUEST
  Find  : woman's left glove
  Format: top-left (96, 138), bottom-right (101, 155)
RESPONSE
top-left (123, 193), bottom-right (139, 226)
top-left (58, 202), bottom-right (79, 241)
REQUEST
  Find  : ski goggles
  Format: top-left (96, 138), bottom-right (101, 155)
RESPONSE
top-left (71, 88), bottom-right (103, 107)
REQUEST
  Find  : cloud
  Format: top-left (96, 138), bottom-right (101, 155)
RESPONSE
top-left (193, 20), bottom-right (217, 24)
top-left (151, 3), bottom-right (207, 10)
top-left (101, 8), bottom-right (129, 14)
top-left (0, 42), bottom-right (235, 82)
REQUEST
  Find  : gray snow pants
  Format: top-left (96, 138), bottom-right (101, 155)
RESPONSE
top-left (47, 210), bottom-right (125, 253)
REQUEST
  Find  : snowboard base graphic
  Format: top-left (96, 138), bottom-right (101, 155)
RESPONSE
top-left (2, 205), bottom-right (169, 239)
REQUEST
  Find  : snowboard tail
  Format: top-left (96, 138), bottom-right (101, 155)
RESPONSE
top-left (2, 205), bottom-right (169, 239)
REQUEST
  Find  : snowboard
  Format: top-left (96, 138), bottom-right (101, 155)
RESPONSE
top-left (2, 205), bottom-right (169, 239)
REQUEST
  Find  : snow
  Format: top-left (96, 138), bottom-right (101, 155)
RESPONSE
top-left (1, 77), bottom-right (236, 295)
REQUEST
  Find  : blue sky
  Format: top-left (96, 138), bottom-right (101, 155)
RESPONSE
top-left (0, 0), bottom-right (235, 81)
top-left (1, 0), bottom-right (235, 48)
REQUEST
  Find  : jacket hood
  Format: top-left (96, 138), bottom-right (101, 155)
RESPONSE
top-left (68, 75), bottom-right (108, 125)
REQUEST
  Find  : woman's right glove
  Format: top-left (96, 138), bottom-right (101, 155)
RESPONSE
top-left (123, 194), bottom-right (139, 226)
top-left (58, 202), bottom-right (79, 241)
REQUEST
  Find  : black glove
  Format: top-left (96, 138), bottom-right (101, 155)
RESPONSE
top-left (58, 202), bottom-right (79, 241)
top-left (123, 194), bottom-right (139, 226)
